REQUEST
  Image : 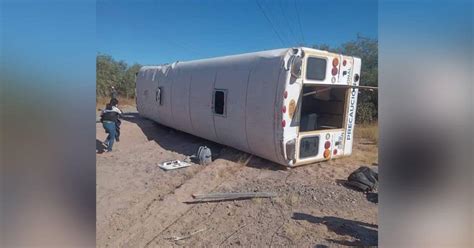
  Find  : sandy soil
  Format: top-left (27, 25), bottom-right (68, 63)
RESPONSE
top-left (96, 107), bottom-right (378, 247)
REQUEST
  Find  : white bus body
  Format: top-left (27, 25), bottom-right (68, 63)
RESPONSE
top-left (136, 47), bottom-right (361, 167)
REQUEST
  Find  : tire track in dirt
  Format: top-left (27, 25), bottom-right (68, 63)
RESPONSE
top-left (107, 159), bottom-right (245, 248)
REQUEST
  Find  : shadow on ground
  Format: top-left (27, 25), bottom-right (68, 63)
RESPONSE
top-left (96, 139), bottom-right (106, 154)
top-left (292, 212), bottom-right (378, 246)
top-left (335, 179), bottom-right (378, 204)
top-left (121, 112), bottom-right (286, 170)
top-left (336, 179), bottom-right (367, 192)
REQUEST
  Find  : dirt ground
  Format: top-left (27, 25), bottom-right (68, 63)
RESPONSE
top-left (96, 106), bottom-right (378, 247)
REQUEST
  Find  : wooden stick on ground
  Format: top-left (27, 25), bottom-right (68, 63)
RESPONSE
top-left (188, 192), bottom-right (277, 203)
top-left (171, 228), bottom-right (207, 241)
top-left (242, 154), bottom-right (253, 166)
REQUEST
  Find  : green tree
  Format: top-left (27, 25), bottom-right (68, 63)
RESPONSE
top-left (313, 35), bottom-right (378, 123)
top-left (96, 53), bottom-right (142, 99)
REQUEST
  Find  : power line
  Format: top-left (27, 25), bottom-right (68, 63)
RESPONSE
top-left (294, 0), bottom-right (306, 45)
top-left (260, 0), bottom-right (292, 46)
top-left (261, 0), bottom-right (293, 46)
top-left (255, 0), bottom-right (287, 46)
top-left (278, 0), bottom-right (299, 45)
top-left (287, 0), bottom-right (304, 45)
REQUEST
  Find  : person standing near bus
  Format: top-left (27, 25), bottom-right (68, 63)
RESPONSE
top-left (100, 98), bottom-right (122, 152)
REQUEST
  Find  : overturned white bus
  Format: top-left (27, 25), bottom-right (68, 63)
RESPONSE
top-left (136, 47), bottom-right (361, 167)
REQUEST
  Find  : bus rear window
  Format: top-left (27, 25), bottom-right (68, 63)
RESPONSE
top-left (306, 57), bottom-right (327, 81)
top-left (299, 136), bottom-right (320, 158)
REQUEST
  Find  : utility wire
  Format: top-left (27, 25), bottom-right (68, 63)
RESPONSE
top-left (261, 0), bottom-right (292, 46)
top-left (255, 0), bottom-right (287, 46)
top-left (294, 0), bottom-right (306, 45)
top-left (278, 0), bottom-right (299, 45)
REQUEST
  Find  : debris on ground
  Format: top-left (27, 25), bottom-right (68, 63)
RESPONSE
top-left (191, 146), bottom-right (212, 165)
top-left (241, 154), bottom-right (253, 166)
top-left (345, 166), bottom-right (378, 192)
top-left (184, 145), bottom-right (213, 165)
top-left (159, 160), bottom-right (191, 171)
top-left (166, 228), bottom-right (207, 242)
top-left (187, 192), bottom-right (277, 203)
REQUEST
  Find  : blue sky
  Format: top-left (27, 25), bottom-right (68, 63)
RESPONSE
top-left (97, 0), bottom-right (378, 65)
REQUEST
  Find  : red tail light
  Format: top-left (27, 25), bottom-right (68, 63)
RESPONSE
top-left (332, 58), bottom-right (339, 67)
top-left (324, 141), bottom-right (331, 149)
top-left (333, 149), bottom-right (337, 155)
top-left (282, 105), bottom-right (286, 113)
top-left (282, 119), bottom-right (286, 127)
top-left (343, 60), bottom-right (347, 66)
top-left (331, 67), bottom-right (338, 76)
top-left (284, 91), bottom-right (288, 99)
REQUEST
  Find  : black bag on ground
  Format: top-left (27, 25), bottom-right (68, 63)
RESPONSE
top-left (346, 166), bottom-right (378, 192)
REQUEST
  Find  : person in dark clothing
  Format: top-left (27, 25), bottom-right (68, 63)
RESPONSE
top-left (100, 98), bottom-right (122, 152)
top-left (108, 98), bottom-right (122, 142)
top-left (108, 87), bottom-right (121, 141)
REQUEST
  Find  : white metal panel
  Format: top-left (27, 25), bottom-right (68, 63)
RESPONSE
top-left (331, 130), bottom-right (345, 158)
top-left (170, 64), bottom-right (193, 133)
top-left (245, 56), bottom-right (284, 162)
top-left (188, 63), bottom-right (219, 143)
top-left (343, 57), bottom-right (361, 155)
top-left (136, 67), bottom-right (158, 120)
top-left (213, 58), bottom-right (255, 152)
top-left (337, 56), bottom-right (354, 85)
top-left (156, 65), bottom-right (175, 128)
top-left (137, 48), bottom-right (288, 165)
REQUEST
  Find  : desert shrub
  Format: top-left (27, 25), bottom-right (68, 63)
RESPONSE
top-left (357, 101), bottom-right (377, 124)
top-left (96, 53), bottom-right (141, 99)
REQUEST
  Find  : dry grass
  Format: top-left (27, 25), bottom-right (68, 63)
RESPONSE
top-left (337, 122), bottom-right (379, 165)
top-left (284, 193), bottom-right (300, 207)
top-left (272, 194), bottom-right (300, 208)
top-left (251, 197), bottom-right (263, 204)
top-left (282, 222), bottom-right (306, 241)
top-left (96, 96), bottom-right (136, 110)
top-left (354, 122), bottom-right (378, 144)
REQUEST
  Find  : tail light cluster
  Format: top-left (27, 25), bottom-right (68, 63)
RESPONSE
top-left (331, 57), bottom-right (339, 76)
top-left (323, 140), bottom-right (331, 159)
top-left (324, 141), bottom-right (331, 149)
top-left (282, 91), bottom-right (288, 127)
top-left (285, 138), bottom-right (296, 162)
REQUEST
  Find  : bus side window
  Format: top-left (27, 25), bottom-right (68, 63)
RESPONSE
top-left (213, 89), bottom-right (227, 116)
top-left (156, 87), bottom-right (163, 105)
